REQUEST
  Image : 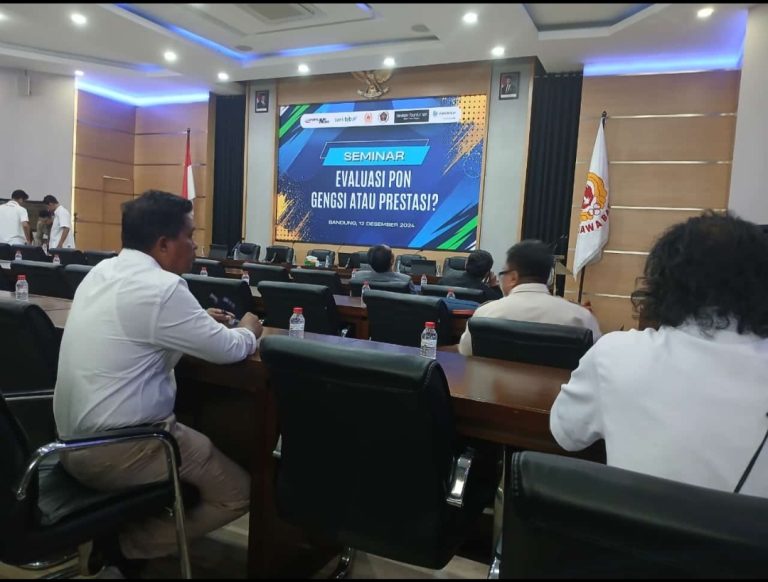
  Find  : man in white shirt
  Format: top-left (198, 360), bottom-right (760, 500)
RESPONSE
top-left (43, 194), bottom-right (75, 249)
top-left (459, 240), bottom-right (601, 355)
top-left (0, 189), bottom-right (32, 245)
top-left (551, 212), bottom-right (768, 497)
top-left (54, 190), bottom-right (263, 569)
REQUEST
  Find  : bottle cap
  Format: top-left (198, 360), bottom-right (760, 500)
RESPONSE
top-left (425, 321), bottom-right (435, 328)
top-left (17, 275), bottom-right (26, 281)
top-left (293, 307), bottom-right (303, 314)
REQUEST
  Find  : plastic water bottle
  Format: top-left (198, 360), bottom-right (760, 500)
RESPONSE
top-left (52, 254), bottom-right (61, 265)
top-left (289, 307), bottom-right (305, 338)
top-left (420, 274), bottom-right (428, 288)
top-left (14, 250), bottom-right (22, 261)
top-left (447, 288), bottom-right (456, 299)
top-left (420, 322), bottom-right (437, 359)
top-left (42, 243), bottom-right (48, 255)
top-left (15, 275), bottom-right (28, 301)
top-left (200, 266), bottom-right (208, 277)
top-left (325, 254), bottom-right (331, 268)
top-left (361, 280), bottom-right (371, 306)
top-left (241, 271), bottom-right (250, 285)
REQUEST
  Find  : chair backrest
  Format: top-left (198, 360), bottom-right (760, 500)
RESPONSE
top-left (234, 242), bottom-right (260, 261)
top-left (181, 274), bottom-right (252, 319)
top-left (257, 281), bottom-right (340, 335)
top-left (502, 451), bottom-right (768, 578)
top-left (10, 260), bottom-right (72, 299)
top-left (207, 244), bottom-right (229, 259)
top-left (0, 243), bottom-right (13, 261)
top-left (48, 248), bottom-right (87, 266)
top-left (260, 335), bottom-right (459, 566)
top-left (442, 256), bottom-right (467, 273)
top-left (63, 264), bottom-right (93, 295)
top-left (421, 284), bottom-right (485, 302)
top-left (10, 245), bottom-right (49, 263)
top-left (290, 268), bottom-right (343, 295)
top-left (396, 254), bottom-right (426, 274)
top-left (265, 245), bottom-right (294, 264)
top-left (0, 392), bottom-right (36, 535)
top-left (349, 279), bottom-right (410, 297)
top-left (191, 258), bottom-right (226, 278)
top-left (307, 249), bottom-right (335, 266)
top-left (84, 250), bottom-right (117, 266)
top-left (364, 290), bottom-right (452, 346)
top-left (410, 259), bottom-right (437, 276)
top-left (339, 251), bottom-right (369, 269)
top-left (468, 318), bottom-right (592, 370)
top-left (241, 263), bottom-right (290, 285)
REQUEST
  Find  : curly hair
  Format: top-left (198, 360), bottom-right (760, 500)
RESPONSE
top-left (631, 211), bottom-right (768, 337)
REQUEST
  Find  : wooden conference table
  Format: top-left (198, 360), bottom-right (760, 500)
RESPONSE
top-left (8, 291), bottom-right (600, 578)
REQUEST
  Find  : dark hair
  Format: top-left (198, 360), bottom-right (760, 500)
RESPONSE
top-left (37, 210), bottom-right (52, 219)
top-left (632, 212), bottom-right (768, 337)
top-left (368, 244), bottom-right (393, 273)
top-left (11, 189), bottom-right (28, 201)
top-left (506, 240), bottom-right (553, 283)
top-left (122, 190), bottom-right (193, 253)
top-left (466, 250), bottom-right (493, 278)
top-left (42, 195), bottom-right (58, 205)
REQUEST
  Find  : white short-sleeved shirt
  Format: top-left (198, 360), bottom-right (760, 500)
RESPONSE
top-left (54, 249), bottom-right (258, 436)
top-left (550, 323), bottom-right (768, 497)
top-left (0, 200), bottom-right (29, 245)
top-left (50, 205), bottom-right (75, 248)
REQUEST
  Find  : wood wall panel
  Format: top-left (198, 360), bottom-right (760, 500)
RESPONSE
top-left (76, 124), bottom-right (135, 164)
top-left (76, 91), bottom-right (136, 133)
top-left (75, 156), bottom-right (133, 194)
top-left (74, 222), bottom-right (103, 251)
top-left (133, 165), bottom-right (206, 198)
top-left (563, 294), bottom-right (637, 334)
top-left (134, 102), bottom-right (210, 134)
top-left (102, 224), bottom-right (123, 251)
top-left (564, 251), bottom-right (647, 296)
top-left (72, 189), bottom-right (104, 223)
top-left (134, 133), bottom-right (208, 166)
top-left (104, 193), bottom-right (133, 224)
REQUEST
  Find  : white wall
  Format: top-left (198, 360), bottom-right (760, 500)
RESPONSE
top-left (0, 68), bottom-right (75, 206)
top-left (729, 4), bottom-right (768, 223)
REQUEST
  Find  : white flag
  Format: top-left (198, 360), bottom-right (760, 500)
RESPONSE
top-left (573, 120), bottom-right (610, 278)
top-left (182, 130), bottom-right (196, 201)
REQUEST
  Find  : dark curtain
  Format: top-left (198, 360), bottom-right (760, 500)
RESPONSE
top-left (521, 71), bottom-right (583, 259)
top-left (212, 94), bottom-right (246, 254)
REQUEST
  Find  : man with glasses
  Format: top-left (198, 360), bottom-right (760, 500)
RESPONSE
top-left (458, 240), bottom-right (601, 356)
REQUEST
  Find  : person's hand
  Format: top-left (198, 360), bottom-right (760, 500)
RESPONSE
top-left (487, 270), bottom-right (498, 287)
top-left (238, 312), bottom-right (264, 338)
top-left (207, 307), bottom-right (235, 325)
top-left (582, 300), bottom-right (593, 313)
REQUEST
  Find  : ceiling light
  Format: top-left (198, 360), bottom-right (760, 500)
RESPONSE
top-left (463, 12), bottom-right (478, 24)
top-left (74, 70), bottom-right (84, 77)
top-left (0, 12), bottom-right (7, 21)
top-left (697, 7), bottom-right (714, 19)
top-left (164, 50), bottom-right (177, 63)
top-left (297, 63), bottom-right (310, 74)
top-left (383, 57), bottom-right (396, 68)
top-left (491, 46), bottom-right (505, 57)
top-left (70, 13), bottom-right (87, 26)
top-left (217, 72), bottom-right (229, 81)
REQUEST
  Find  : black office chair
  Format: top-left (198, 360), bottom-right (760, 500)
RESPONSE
top-left (190, 258), bottom-right (226, 278)
top-left (260, 335), bottom-right (498, 574)
top-left (396, 254), bottom-right (426, 275)
top-left (421, 284), bottom-right (485, 302)
top-left (48, 248), bottom-right (87, 266)
top-left (233, 242), bottom-right (260, 262)
top-left (241, 263), bottom-right (290, 285)
top-left (84, 251), bottom-right (117, 266)
top-left (307, 249), bottom-right (335, 267)
top-left (290, 268), bottom-right (344, 295)
top-left (364, 290), bottom-right (453, 346)
top-left (10, 260), bottom-right (72, 300)
top-left (258, 281), bottom-right (345, 336)
top-left (0, 243), bottom-right (13, 261)
top-left (11, 245), bottom-right (49, 262)
top-left (410, 259), bottom-right (437, 276)
top-left (442, 256), bottom-right (467, 275)
top-left (63, 264), bottom-right (93, 295)
top-left (339, 251), bottom-right (369, 269)
top-left (468, 318), bottom-right (592, 370)
top-left (264, 245), bottom-right (294, 264)
top-left (181, 274), bottom-right (252, 319)
top-left (207, 244), bottom-right (229, 260)
top-left (496, 450), bottom-right (768, 578)
top-left (349, 279), bottom-right (411, 297)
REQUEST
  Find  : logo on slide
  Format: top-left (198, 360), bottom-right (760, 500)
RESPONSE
top-left (364, 112), bottom-right (373, 123)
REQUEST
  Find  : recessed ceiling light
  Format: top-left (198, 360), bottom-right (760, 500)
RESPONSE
top-left (164, 50), bottom-right (178, 63)
top-left (0, 12), bottom-right (7, 21)
top-left (74, 70), bottom-right (84, 77)
top-left (383, 57), bottom-right (396, 68)
top-left (697, 7), bottom-right (714, 19)
top-left (217, 72), bottom-right (229, 81)
top-left (491, 46), bottom-right (505, 57)
top-left (298, 63), bottom-right (310, 74)
top-left (70, 13), bottom-right (87, 26)
top-left (463, 12), bottom-right (478, 24)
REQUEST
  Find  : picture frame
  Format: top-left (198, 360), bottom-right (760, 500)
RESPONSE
top-left (499, 72), bottom-right (520, 100)
top-left (255, 90), bottom-right (269, 113)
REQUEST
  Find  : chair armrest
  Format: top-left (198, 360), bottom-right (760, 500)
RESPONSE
top-left (446, 447), bottom-right (475, 508)
top-left (4, 389), bottom-right (54, 401)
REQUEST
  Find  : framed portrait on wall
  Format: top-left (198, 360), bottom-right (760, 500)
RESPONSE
top-left (499, 72), bottom-right (520, 100)
top-left (255, 90), bottom-right (269, 113)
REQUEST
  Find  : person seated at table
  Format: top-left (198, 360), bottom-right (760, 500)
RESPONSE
top-left (550, 212), bottom-right (768, 496)
top-left (53, 190), bottom-right (264, 574)
top-left (458, 240), bottom-right (601, 356)
top-left (33, 209), bottom-right (52, 247)
top-left (440, 249), bottom-right (503, 303)
top-left (351, 244), bottom-right (414, 290)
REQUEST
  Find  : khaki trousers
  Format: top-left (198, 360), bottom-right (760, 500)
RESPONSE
top-left (61, 416), bottom-right (250, 560)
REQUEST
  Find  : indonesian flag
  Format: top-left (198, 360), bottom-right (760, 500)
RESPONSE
top-left (181, 130), bottom-right (196, 201)
top-left (573, 120), bottom-right (610, 278)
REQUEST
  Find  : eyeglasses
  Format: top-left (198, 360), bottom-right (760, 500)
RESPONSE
top-left (498, 269), bottom-right (511, 277)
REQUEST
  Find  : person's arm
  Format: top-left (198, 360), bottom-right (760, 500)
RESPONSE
top-left (152, 282), bottom-right (261, 364)
top-left (56, 209), bottom-right (72, 249)
top-left (56, 227), bottom-right (70, 249)
top-left (22, 221), bottom-right (31, 244)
